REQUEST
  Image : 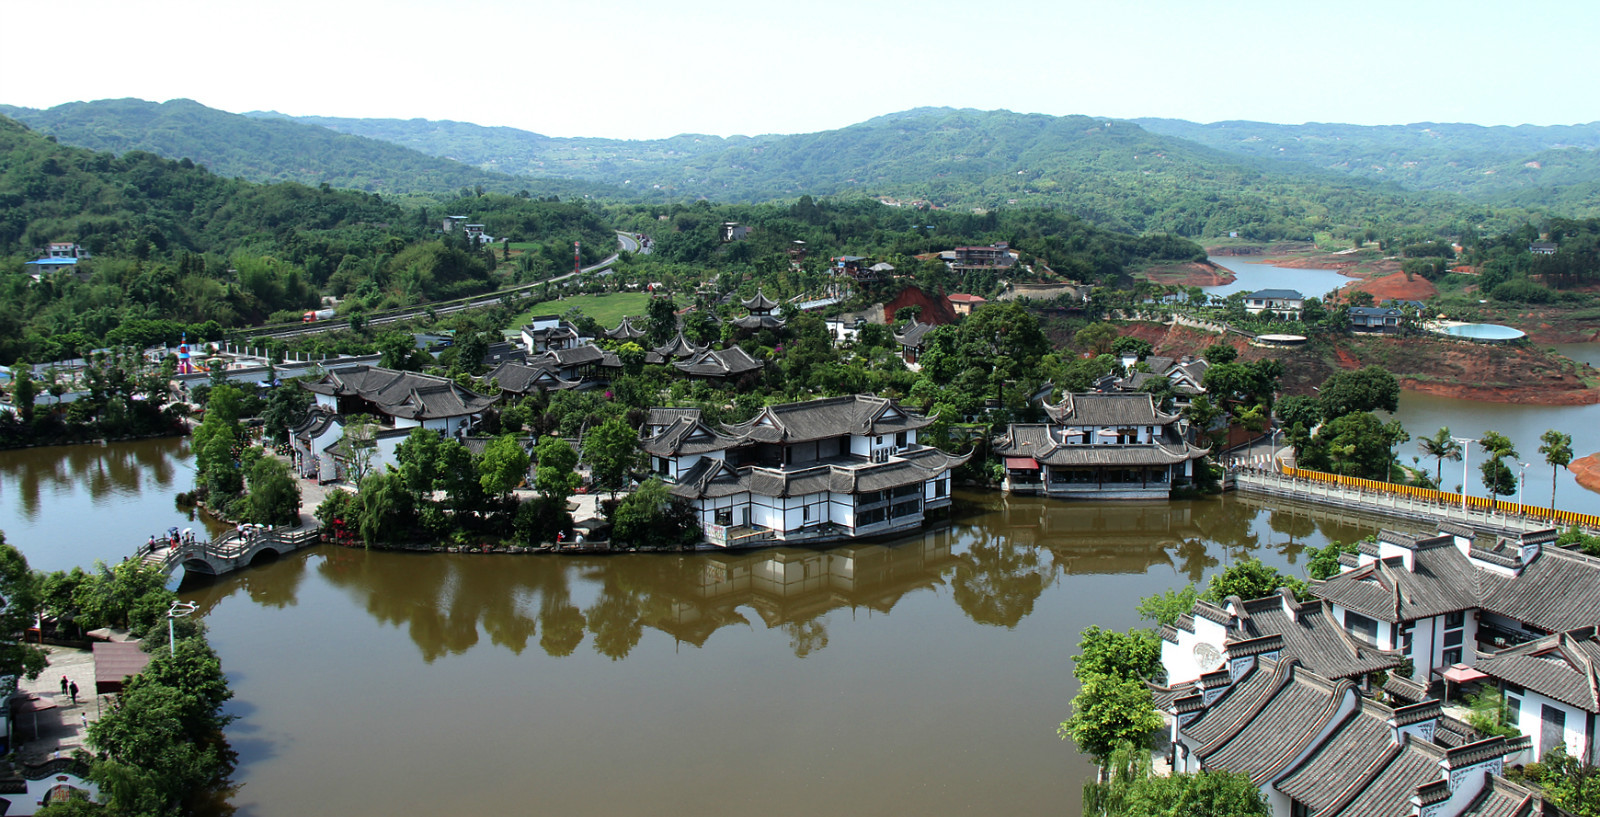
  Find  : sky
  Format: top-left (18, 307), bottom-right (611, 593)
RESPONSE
top-left (5, 0), bottom-right (1598, 141)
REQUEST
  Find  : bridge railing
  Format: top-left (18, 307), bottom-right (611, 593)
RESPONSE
top-left (1232, 464), bottom-right (1600, 535)
top-left (1275, 465), bottom-right (1600, 531)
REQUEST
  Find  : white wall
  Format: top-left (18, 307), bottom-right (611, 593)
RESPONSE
top-left (1507, 688), bottom-right (1592, 763)
top-left (1161, 615), bottom-right (1231, 686)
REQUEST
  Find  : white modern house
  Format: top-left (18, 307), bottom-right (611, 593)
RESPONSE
top-left (643, 396), bottom-right (968, 547)
top-left (1244, 289), bottom-right (1304, 319)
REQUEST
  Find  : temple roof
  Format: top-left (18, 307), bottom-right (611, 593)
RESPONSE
top-left (301, 365), bottom-right (497, 420)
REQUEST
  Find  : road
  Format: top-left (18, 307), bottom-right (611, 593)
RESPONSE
top-left (235, 232), bottom-right (637, 341)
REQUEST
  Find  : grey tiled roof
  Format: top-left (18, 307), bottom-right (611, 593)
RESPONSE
top-left (1248, 289), bottom-right (1303, 300)
top-left (526, 344), bottom-right (606, 369)
top-left (302, 365), bottom-right (497, 420)
top-left (1456, 778), bottom-right (1537, 817)
top-left (894, 319), bottom-right (935, 348)
top-left (483, 361), bottom-right (580, 394)
top-left (1185, 659), bottom-right (1352, 785)
top-left (1043, 392), bottom-right (1182, 426)
top-left (604, 317), bottom-right (647, 340)
top-left (1324, 741), bottom-right (1441, 817)
top-left (639, 417), bottom-right (740, 457)
top-left (672, 447), bottom-right (969, 500)
top-left (674, 347), bottom-right (764, 378)
top-left (1274, 699), bottom-right (1400, 815)
top-left (993, 423), bottom-right (1206, 467)
top-left (649, 333), bottom-right (707, 361)
top-left (1474, 626), bottom-right (1600, 713)
top-left (1314, 538), bottom-right (1483, 623)
top-left (741, 290), bottom-right (779, 311)
top-left (291, 407), bottom-right (340, 440)
top-left (724, 395), bottom-right (932, 444)
top-left (730, 314), bottom-right (786, 331)
top-left (1477, 546), bottom-right (1600, 632)
top-left (1235, 594), bottom-right (1404, 681)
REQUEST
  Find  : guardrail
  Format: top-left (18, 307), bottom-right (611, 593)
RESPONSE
top-left (1232, 465), bottom-right (1600, 536)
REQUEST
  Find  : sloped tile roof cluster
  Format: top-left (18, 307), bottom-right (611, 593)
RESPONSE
top-left (647, 333), bottom-right (707, 363)
top-left (640, 412), bottom-right (741, 458)
top-left (741, 289), bottom-right (780, 311)
top-left (668, 447), bottom-right (970, 502)
top-left (1175, 657), bottom-right (1534, 817)
top-left (302, 365), bottom-right (497, 420)
top-left (993, 423), bottom-right (1206, 468)
top-left (1043, 392), bottom-right (1182, 426)
top-left (1224, 590), bottom-right (1404, 680)
top-left (484, 361), bottom-right (581, 394)
top-left (894, 319), bottom-right (935, 348)
top-left (1474, 626), bottom-right (1600, 713)
top-left (603, 317), bottom-right (647, 341)
top-left (725, 395), bottom-right (932, 444)
top-left (674, 347), bottom-right (763, 378)
top-left (1316, 529), bottom-right (1600, 632)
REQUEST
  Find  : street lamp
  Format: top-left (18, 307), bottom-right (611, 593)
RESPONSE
top-left (167, 600), bottom-right (198, 657)
top-left (1517, 462), bottom-right (1531, 511)
top-left (1452, 437), bottom-right (1477, 513)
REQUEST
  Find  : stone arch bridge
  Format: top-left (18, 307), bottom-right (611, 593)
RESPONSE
top-left (139, 526), bottom-right (323, 580)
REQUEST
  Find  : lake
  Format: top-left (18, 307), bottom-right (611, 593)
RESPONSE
top-left (1204, 257), bottom-right (1354, 300)
top-left (0, 441), bottom-right (1390, 817)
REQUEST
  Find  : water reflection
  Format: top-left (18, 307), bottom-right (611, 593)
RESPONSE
top-left (186, 493), bottom-right (1388, 665)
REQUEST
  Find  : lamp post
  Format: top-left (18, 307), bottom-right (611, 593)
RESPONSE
top-left (167, 600), bottom-right (198, 657)
top-left (1452, 437), bottom-right (1477, 514)
top-left (1517, 462), bottom-right (1531, 512)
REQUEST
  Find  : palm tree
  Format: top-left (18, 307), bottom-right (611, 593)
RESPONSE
top-left (1539, 429), bottom-right (1574, 510)
top-left (1418, 426), bottom-right (1462, 486)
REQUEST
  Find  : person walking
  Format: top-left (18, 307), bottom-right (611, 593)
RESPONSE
top-left (68, 681), bottom-right (78, 704)
top-left (59, 675), bottom-right (68, 697)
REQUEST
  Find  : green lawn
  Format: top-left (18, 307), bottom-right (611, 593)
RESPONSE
top-left (505, 291), bottom-right (662, 334)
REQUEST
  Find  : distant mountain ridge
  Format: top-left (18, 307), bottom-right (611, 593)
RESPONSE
top-left (13, 99), bottom-right (1600, 239)
top-left (0, 98), bottom-right (614, 199)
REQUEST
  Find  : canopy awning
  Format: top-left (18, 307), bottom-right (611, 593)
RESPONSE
top-left (94, 641), bottom-right (152, 694)
top-left (1004, 457), bottom-right (1040, 470)
top-left (1441, 664), bottom-right (1489, 684)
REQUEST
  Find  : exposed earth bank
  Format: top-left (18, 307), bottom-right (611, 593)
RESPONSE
top-left (1569, 454), bottom-right (1600, 496)
top-left (1140, 260), bottom-right (1235, 287)
top-left (1108, 322), bottom-right (1600, 406)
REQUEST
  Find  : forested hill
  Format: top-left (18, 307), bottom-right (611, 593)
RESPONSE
top-left (0, 98), bottom-right (614, 200)
top-left (1131, 117), bottom-right (1600, 204)
top-left (266, 105), bottom-right (1502, 241)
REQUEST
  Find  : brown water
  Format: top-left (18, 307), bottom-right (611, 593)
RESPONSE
top-left (0, 443), bottom-right (1398, 817)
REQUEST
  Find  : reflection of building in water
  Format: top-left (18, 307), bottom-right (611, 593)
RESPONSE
top-left (653, 530), bottom-right (958, 646)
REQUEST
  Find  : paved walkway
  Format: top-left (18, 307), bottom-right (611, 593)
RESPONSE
top-left (14, 636), bottom-right (131, 762)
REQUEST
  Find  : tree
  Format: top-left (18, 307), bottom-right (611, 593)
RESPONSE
top-left (1535, 747), bottom-right (1600, 817)
top-left (610, 478), bottom-right (701, 548)
top-left (479, 434), bottom-right (531, 498)
top-left (1202, 557), bottom-right (1305, 604)
top-left (1060, 676), bottom-right (1164, 763)
top-left (645, 295), bottom-right (678, 346)
top-left (1074, 627), bottom-right (1162, 682)
top-left (1136, 586), bottom-right (1198, 628)
top-left (243, 454), bottom-right (301, 526)
top-left (1317, 366), bottom-right (1400, 418)
top-left (332, 414), bottom-right (380, 484)
top-left (1201, 343), bottom-right (1237, 365)
top-left (1275, 394), bottom-right (1320, 432)
top-left (1479, 430), bottom-right (1519, 498)
top-left (355, 471), bottom-right (415, 546)
top-left (533, 435), bottom-right (580, 501)
top-left (583, 417), bottom-right (640, 498)
top-left (1417, 426), bottom-right (1462, 485)
top-left (1075, 323), bottom-right (1120, 356)
top-left (0, 535), bottom-right (47, 681)
top-left (1304, 411), bottom-right (1396, 480)
top-left (10, 362), bottom-right (36, 426)
top-left (1304, 538), bottom-right (1363, 580)
top-left (1541, 429), bottom-right (1574, 509)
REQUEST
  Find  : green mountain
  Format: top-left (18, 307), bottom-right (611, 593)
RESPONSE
top-left (267, 106), bottom-right (1504, 240)
top-left (1130, 117), bottom-right (1600, 202)
top-left (0, 98), bottom-right (601, 199)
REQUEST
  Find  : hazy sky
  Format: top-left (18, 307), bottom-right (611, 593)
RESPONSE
top-left (6, 0), bottom-right (1596, 140)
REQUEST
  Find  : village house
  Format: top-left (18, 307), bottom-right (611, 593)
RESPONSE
top-left (893, 319), bottom-right (935, 363)
top-left (947, 245), bottom-right (1016, 272)
top-left (45, 242), bottom-right (90, 259)
top-left (519, 315), bottom-right (587, 354)
top-left (992, 393), bottom-right (1207, 499)
top-left (1244, 289), bottom-right (1304, 319)
top-left (1473, 626), bottom-right (1600, 762)
top-left (1107, 355), bottom-right (1209, 410)
top-left (1159, 587), bottom-right (1404, 688)
top-left (1313, 525), bottom-right (1600, 763)
top-left (673, 347), bottom-right (763, 382)
top-left (482, 360), bottom-right (582, 396)
top-left (290, 365), bottom-right (497, 482)
top-left (641, 396), bottom-right (968, 547)
top-left (1162, 655), bottom-right (1536, 817)
top-left (1348, 305), bottom-right (1405, 333)
top-left (946, 293), bottom-right (986, 316)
